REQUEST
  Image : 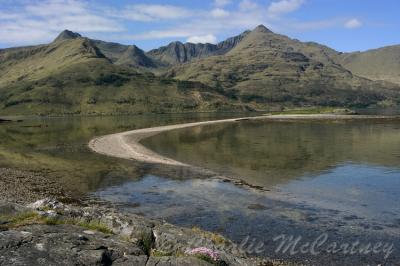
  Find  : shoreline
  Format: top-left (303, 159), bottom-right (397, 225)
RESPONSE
top-left (88, 114), bottom-right (398, 167)
top-left (0, 168), bottom-right (288, 266)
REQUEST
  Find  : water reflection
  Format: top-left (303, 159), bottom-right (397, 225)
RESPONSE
top-left (0, 113), bottom-right (248, 194)
top-left (142, 120), bottom-right (400, 187)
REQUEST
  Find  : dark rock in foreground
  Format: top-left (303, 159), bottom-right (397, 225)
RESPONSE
top-left (0, 225), bottom-right (148, 265)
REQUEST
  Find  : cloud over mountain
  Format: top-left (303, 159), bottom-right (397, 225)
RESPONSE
top-left (0, 0), bottom-right (390, 52)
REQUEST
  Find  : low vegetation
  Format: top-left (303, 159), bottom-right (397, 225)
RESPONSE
top-left (192, 226), bottom-right (227, 245)
top-left (0, 210), bottom-right (113, 235)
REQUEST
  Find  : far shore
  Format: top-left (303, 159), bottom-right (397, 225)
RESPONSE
top-left (88, 113), bottom-right (399, 167)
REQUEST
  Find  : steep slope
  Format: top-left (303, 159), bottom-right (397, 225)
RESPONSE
top-left (336, 45), bottom-right (400, 85)
top-left (147, 31), bottom-right (250, 66)
top-left (0, 36), bottom-right (107, 87)
top-left (167, 25), bottom-right (400, 108)
top-left (115, 45), bottom-right (157, 68)
top-left (92, 40), bottom-right (158, 69)
top-left (53, 30), bottom-right (159, 69)
top-left (0, 34), bottom-right (242, 115)
top-left (90, 40), bottom-right (129, 62)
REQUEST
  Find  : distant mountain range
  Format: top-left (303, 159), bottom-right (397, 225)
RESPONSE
top-left (0, 25), bottom-right (399, 115)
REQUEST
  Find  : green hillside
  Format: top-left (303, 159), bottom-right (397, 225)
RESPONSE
top-left (0, 36), bottom-right (242, 115)
top-left (166, 25), bottom-right (400, 108)
top-left (336, 45), bottom-right (400, 85)
top-left (1, 26), bottom-right (400, 116)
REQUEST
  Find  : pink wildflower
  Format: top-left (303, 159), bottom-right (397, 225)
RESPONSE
top-left (185, 247), bottom-right (219, 261)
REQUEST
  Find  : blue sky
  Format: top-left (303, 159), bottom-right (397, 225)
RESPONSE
top-left (0, 0), bottom-right (399, 52)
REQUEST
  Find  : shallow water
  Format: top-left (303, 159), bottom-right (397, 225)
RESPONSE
top-left (0, 113), bottom-right (248, 194)
top-left (139, 119), bottom-right (400, 264)
top-left (1, 115), bottom-right (400, 265)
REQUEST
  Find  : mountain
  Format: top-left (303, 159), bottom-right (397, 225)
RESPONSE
top-left (0, 36), bottom-right (106, 87)
top-left (0, 32), bottom-right (243, 115)
top-left (166, 25), bottom-right (400, 108)
top-left (91, 40), bottom-right (158, 69)
top-left (335, 45), bottom-right (400, 85)
top-left (0, 26), bottom-right (399, 116)
top-left (54, 30), bottom-right (82, 42)
top-left (147, 31), bottom-right (250, 66)
top-left (55, 32), bottom-right (158, 69)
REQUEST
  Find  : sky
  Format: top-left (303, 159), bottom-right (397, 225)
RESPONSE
top-left (0, 0), bottom-right (399, 52)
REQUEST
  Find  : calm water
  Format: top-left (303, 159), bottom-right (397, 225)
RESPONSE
top-left (1, 115), bottom-right (400, 265)
top-left (143, 120), bottom-right (400, 188)
top-left (0, 113), bottom-right (249, 194)
top-left (140, 119), bottom-right (400, 264)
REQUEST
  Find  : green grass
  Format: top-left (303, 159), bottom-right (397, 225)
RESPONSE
top-left (270, 107), bottom-right (353, 115)
top-left (43, 217), bottom-right (62, 225)
top-left (191, 226), bottom-right (227, 245)
top-left (138, 231), bottom-right (155, 255)
top-left (150, 250), bottom-right (174, 257)
top-left (0, 211), bottom-right (113, 235)
top-left (75, 220), bottom-right (113, 234)
top-left (0, 211), bottom-right (40, 229)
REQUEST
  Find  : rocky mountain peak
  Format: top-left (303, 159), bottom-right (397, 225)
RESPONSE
top-left (253, 24), bottom-right (272, 33)
top-left (54, 30), bottom-right (82, 42)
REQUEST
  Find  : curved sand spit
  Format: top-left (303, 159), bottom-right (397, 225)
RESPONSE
top-left (88, 114), bottom-right (395, 166)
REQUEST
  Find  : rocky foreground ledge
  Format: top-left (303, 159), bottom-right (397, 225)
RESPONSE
top-left (0, 198), bottom-right (293, 266)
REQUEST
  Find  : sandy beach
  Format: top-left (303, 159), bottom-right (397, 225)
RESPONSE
top-left (88, 114), bottom-right (396, 166)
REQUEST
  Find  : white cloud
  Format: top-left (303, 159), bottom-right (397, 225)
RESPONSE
top-left (187, 34), bottom-right (217, 44)
top-left (116, 4), bottom-right (194, 21)
top-left (0, 11), bottom-right (25, 20)
top-left (129, 9), bottom-right (267, 41)
top-left (344, 18), bottom-right (362, 29)
top-left (211, 8), bottom-right (230, 18)
top-left (267, 0), bottom-right (305, 17)
top-left (25, 0), bottom-right (87, 16)
top-left (0, 0), bottom-right (368, 49)
top-left (131, 29), bottom-right (193, 40)
top-left (214, 0), bottom-right (231, 7)
top-left (0, 0), bottom-right (123, 45)
top-left (282, 18), bottom-right (342, 31)
top-left (239, 0), bottom-right (258, 11)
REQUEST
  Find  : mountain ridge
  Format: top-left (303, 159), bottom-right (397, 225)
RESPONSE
top-left (0, 25), bottom-right (399, 115)
top-left (0, 35), bottom-right (244, 115)
top-left (147, 30), bottom-right (250, 65)
top-left (166, 25), bottom-right (400, 108)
